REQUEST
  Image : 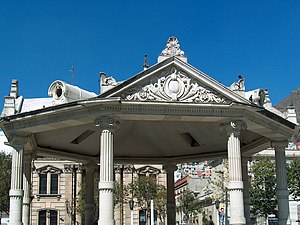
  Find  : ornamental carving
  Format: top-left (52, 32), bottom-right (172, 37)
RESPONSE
top-left (35, 165), bottom-right (62, 174)
top-left (161, 36), bottom-right (185, 56)
top-left (125, 67), bottom-right (227, 104)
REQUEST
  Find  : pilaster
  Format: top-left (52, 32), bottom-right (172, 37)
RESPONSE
top-left (95, 116), bottom-right (119, 225)
top-left (84, 163), bottom-right (96, 225)
top-left (22, 153), bottom-right (33, 225)
top-left (272, 140), bottom-right (291, 225)
top-left (223, 120), bottom-right (246, 225)
top-left (241, 157), bottom-right (251, 225)
top-left (8, 135), bottom-right (28, 225)
top-left (163, 163), bottom-right (177, 225)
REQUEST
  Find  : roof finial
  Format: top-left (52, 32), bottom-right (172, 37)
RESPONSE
top-left (161, 36), bottom-right (185, 56)
top-left (143, 54), bottom-right (149, 70)
top-left (158, 36), bottom-right (187, 63)
top-left (69, 65), bottom-right (75, 85)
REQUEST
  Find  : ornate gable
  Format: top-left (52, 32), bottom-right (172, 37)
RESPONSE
top-left (35, 165), bottom-right (62, 174)
top-left (136, 165), bottom-right (161, 175)
top-left (120, 66), bottom-right (230, 104)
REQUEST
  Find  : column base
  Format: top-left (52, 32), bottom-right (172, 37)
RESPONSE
top-left (9, 222), bottom-right (23, 225)
top-left (98, 219), bottom-right (115, 225)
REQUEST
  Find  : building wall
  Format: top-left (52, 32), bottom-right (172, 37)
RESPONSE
top-left (31, 159), bottom-right (82, 225)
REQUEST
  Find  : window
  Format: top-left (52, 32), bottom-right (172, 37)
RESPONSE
top-left (50, 174), bottom-right (58, 194)
top-left (38, 210), bottom-right (46, 225)
top-left (36, 166), bottom-right (62, 196)
top-left (39, 174), bottom-right (47, 194)
top-left (38, 210), bottom-right (58, 225)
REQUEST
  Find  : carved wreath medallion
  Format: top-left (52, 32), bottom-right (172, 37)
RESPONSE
top-left (125, 67), bottom-right (227, 104)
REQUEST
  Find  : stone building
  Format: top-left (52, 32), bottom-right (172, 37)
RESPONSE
top-left (0, 37), bottom-right (298, 225)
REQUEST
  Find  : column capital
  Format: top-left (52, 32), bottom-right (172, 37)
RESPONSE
top-left (271, 140), bottom-right (288, 150)
top-left (7, 134), bottom-right (29, 150)
top-left (94, 116), bottom-right (120, 132)
top-left (163, 163), bottom-right (177, 173)
top-left (222, 120), bottom-right (247, 136)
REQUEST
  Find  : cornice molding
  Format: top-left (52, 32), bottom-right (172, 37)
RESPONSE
top-left (3, 103), bottom-right (244, 133)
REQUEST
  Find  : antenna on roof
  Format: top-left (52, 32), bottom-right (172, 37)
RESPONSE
top-left (69, 65), bottom-right (75, 84)
top-left (143, 54), bottom-right (149, 70)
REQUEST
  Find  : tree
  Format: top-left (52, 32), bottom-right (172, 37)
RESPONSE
top-left (153, 185), bottom-right (167, 224)
top-left (287, 159), bottom-right (300, 200)
top-left (177, 190), bottom-right (203, 225)
top-left (0, 152), bottom-right (11, 217)
top-left (128, 175), bottom-right (167, 224)
top-left (249, 158), bottom-right (277, 218)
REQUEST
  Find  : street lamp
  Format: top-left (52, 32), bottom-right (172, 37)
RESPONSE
top-left (129, 165), bottom-right (135, 225)
top-left (129, 199), bottom-right (134, 211)
top-left (215, 200), bottom-right (220, 210)
top-left (215, 200), bottom-right (220, 225)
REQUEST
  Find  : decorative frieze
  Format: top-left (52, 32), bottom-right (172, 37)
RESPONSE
top-left (125, 67), bottom-right (227, 103)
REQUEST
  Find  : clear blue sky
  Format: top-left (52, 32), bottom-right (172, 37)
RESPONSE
top-left (1, 1), bottom-right (300, 110)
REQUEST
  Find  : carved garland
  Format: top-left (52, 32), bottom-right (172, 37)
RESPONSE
top-left (125, 68), bottom-right (226, 104)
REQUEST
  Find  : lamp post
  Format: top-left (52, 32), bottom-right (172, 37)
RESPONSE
top-left (215, 200), bottom-right (220, 225)
top-left (129, 165), bottom-right (135, 225)
top-left (129, 198), bottom-right (134, 225)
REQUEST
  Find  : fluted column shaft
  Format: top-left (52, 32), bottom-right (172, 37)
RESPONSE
top-left (95, 116), bottom-right (118, 225)
top-left (273, 141), bottom-right (290, 225)
top-left (241, 157), bottom-right (251, 225)
top-left (224, 120), bottom-right (246, 225)
top-left (8, 135), bottom-right (28, 225)
top-left (22, 154), bottom-right (32, 225)
top-left (85, 165), bottom-right (95, 225)
top-left (163, 163), bottom-right (177, 225)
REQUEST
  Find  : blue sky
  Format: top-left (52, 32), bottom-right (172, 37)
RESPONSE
top-left (1, 1), bottom-right (300, 110)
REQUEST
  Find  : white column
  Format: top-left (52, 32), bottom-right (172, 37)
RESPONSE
top-left (151, 199), bottom-right (154, 225)
top-left (241, 157), bottom-right (251, 225)
top-left (85, 164), bottom-right (96, 225)
top-left (8, 135), bottom-right (28, 225)
top-left (95, 116), bottom-right (118, 225)
top-left (224, 120), bottom-right (246, 225)
top-left (22, 153), bottom-right (32, 225)
top-left (273, 141), bottom-right (290, 225)
top-left (163, 163), bottom-right (177, 225)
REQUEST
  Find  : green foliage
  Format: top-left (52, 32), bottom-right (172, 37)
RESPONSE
top-left (249, 158), bottom-right (277, 217)
top-left (114, 180), bottom-right (128, 206)
top-left (287, 159), bottom-right (300, 200)
top-left (177, 190), bottom-right (203, 223)
top-left (153, 185), bottom-right (167, 224)
top-left (76, 170), bottom-right (99, 218)
top-left (0, 152), bottom-right (11, 215)
top-left (128, 175), bottom-right (167, 223)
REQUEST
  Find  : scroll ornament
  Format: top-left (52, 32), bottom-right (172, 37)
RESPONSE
top-left (125, 68), bottom-right (226, 104)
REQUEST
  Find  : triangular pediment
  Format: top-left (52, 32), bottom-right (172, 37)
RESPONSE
top-left (35, 165), bottom-right (62, 174)
top-left (100, 57), bottom-right (251, 105)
